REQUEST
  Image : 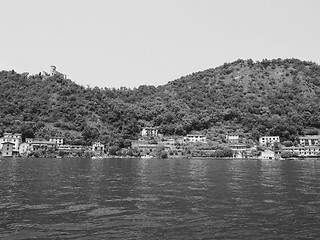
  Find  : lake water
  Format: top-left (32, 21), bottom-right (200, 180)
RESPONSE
top-left (1, 157), bottom-right (320, 239)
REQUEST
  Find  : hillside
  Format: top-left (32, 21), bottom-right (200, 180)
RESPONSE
top-left (1, 58), bottom-right (320, 148)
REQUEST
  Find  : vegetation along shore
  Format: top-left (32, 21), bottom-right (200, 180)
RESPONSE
top-left (1, 59), bottom-right (320, 159)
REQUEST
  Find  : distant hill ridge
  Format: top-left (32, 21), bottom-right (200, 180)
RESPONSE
top-left (0, 58), bottom-right (319, 147)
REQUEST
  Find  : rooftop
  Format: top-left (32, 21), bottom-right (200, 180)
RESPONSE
top-left (299, 135), bottom-right (320, 140)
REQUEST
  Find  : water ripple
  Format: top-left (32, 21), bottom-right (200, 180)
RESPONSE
top-left (1, 158), bottom-right (320, 239)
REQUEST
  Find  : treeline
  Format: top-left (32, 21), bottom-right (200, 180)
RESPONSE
top-left (0, 58), bottom-right (320, 149)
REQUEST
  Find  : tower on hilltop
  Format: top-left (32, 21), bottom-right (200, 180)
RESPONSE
top-left (50, 65), bottom-right (57, 76)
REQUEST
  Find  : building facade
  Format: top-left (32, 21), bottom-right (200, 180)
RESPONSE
top-left (57, 145), bottom-right (85, 151)
top-left (184, 134), bottom-right (207, 143)
top-left (282, 146), bottom-right (320, 157)
top-left (30, 141), bottom-right (57, 151)
top-left (1, 142), bottom-right (15, 157)
top-left (259, 136), bottom-right (280, 146)
top-left (226, 135), bottom-right (239, 143)
top-left (92, 142), bottom-right (105, 153)
top-left (25, 138), bottom-right (45, 144)
top-left (229, 144), bottom-right (248, 158)
top-left (0, 133), bottom-right (22, 152)
top-left (260, 149), bottom-right (275, 160)
top-left (299, 135), bottom-right (320, 146)
top-left (141, 127), bottom-right (159, 137)
top-left (50, 137), bottom-right (64, 145)
top-left (19, 142), bottom-right (31, 156)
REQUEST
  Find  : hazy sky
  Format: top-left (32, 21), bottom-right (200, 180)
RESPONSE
top-left (1, 0), bottom-right (319, 88)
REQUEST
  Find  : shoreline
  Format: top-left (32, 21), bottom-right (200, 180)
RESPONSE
top-left (2, 155), bottom-right (320, 160)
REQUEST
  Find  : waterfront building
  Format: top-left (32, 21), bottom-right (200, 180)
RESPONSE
top-left (229, 144), bottom-right (248, 158)
top-left (131, 140), bottom-right (176, 156)
top-left (141, 127), bottom-right (159, 137)
top-left (19, 142), bottom-right (31, 156)
top-left (0, 133), bottom-right (22, 152)
top-left (259, 136), bottom-right (280, 146)
top-left (299, 135), bottom-right (320, 146)
top-left (184, 134), bottom-right (207, 143)
top-left (260, 149), bottom-right (275, 160)
top-left (132, 141), bottom-right (157, 151)
top-left (92, 142), bottom-right (105, 153)
top-left (57, 145), bottom-right (71, 150)
top-left (160, 138), bottom-right (185, 147)
top-left (30, 141), bottom-right (57, 151)
top-left (25, 138), bottom-right (45, 144)
top-left (282, 146), bottom-right (320, 157)
top-left (57, 145), bottom-right (85, 151)
top-left (1, 142), bottom-right (15, 157)
top-left (70, 145), bottom-right (85, 151)
top-left (133, 142), bottom-right (173, 151)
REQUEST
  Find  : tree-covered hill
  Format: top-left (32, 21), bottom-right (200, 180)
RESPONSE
top-left (139, 59), bottom-right (320, 142)
top-left (1, 58), bottom-right (320, 147)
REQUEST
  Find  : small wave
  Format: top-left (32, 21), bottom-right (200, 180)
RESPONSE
top-left (88, 207), bottom-right (124, 217)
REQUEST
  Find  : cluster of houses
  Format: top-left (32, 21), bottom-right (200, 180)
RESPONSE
top-left (224, 135), bottom-right (320, 159)
top-left (132, 127), bottom-right (209, 156)
top-left (228, 135), bottom-right (320, 159)
top-left (136, 127), bottom-right (259, 158)
top-left (0, 133), bottom-right (105, 157)
top-left (281, 135), bottom-right (320, 157)
top-left (254, 135), bottom-right (320, 159)
top-left (135, 127), bottom-right (320, 159)
top-left (1, 128), bottom-right (320, 159)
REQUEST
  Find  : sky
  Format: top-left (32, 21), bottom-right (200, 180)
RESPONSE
top-left (1, 0), bottom-right (319, 89)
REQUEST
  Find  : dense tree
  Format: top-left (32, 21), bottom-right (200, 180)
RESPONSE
top-left (0, 58), bottom-right (320, 147)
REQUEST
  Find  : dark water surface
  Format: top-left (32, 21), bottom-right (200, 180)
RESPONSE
top-left (1, 158), bottom-right (320, 239)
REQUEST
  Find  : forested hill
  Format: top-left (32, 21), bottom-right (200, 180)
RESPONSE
top-left (1, 58), bottom-right (320, 147)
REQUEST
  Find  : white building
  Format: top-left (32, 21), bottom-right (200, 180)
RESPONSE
top-left (1, 142), bottom-right (15, 157)
top-left (282, 146), bottom-right (320, 157)
top-left (226, 135), bottom-right (239, 143)
top-left (141, 127), bottom-right (158, 137)
top-left (229, 144), bottom-right (247, 158)
top-left (259, 136), bottom-right (280, 146)
top-left (92, 142), bottom-right (105, 152)
top-left (299, 135), bottom-right (320, 146)
top-left (26, 138), bottom-right (45, 144)
top-left (0, 133), bottom-right (22, 152)
top-left (184, 134), bottom-right (207, 143)
top-left (19, 142), bottom-right (31, 156)
top-left (260, 149), bottom-right (275, 160)
top-left (30, 141), bottom-right (56, 151)
top-left (57, 145), bottom-right (71, 150)
top-left (50, 137), bottom-right (64, 145)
